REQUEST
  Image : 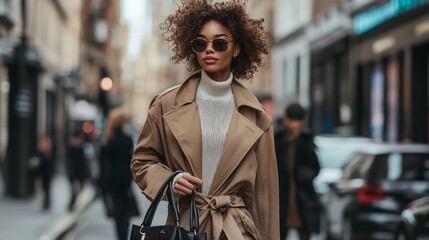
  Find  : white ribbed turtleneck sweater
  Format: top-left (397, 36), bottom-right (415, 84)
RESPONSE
top-left (197, 70), bottom-right (235, 194)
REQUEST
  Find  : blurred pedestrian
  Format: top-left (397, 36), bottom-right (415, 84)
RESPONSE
top-left (275, 103), bottom-right (321, 240)
top-left (131, 0), bottom-right (279, 239)
top-left (66, 130), bottom-right (89, 211)
top-left (99, 107), bottom-right (138, 240)
top-left (35, 135), bottom-right (54, 210)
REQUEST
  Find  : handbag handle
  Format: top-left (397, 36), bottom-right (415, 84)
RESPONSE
top-left (141, 170), bottom-right (200, 234)
top-left (168, 175), bottom-right (200, 233)
top-left (141, 170), bottom-right (183, 227)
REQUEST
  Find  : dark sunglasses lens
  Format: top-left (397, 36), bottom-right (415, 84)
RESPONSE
top-left (213, 39), bottom-right (228, 52)
top-left (192, 39), bottom-right (207, 52)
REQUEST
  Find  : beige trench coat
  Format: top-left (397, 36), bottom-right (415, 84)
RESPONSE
top-left (131, 72), bottom-right (280, 240)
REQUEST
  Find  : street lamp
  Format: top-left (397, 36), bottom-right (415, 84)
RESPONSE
top-left (100, 77), bottom-right (113, 91)
top-left (4, 0), bottom-right (43, 198)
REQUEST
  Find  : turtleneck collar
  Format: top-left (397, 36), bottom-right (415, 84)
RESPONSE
top-left (197, 70), bottom-right (233, 100)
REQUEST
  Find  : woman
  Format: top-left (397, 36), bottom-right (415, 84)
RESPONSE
top-left (131, 0), bottom-right (279, 239)
top-left (100, 107), bottom-right (138, 240)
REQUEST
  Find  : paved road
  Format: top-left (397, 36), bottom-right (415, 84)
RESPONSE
top-left (65, 183), bottom-right (168, 240)
top-left (0, 171), bottom-right (319, 240)
top-left (0, 173), bottom-right (87, 240)
top-left (67, 184), bottom-right (322, 240)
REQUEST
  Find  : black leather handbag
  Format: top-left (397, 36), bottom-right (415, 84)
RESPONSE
top-left (130, 171), bottom-right (207, 240)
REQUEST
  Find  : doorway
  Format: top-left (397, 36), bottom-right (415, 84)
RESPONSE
top-left (411, 42), bottom-right (429, 143)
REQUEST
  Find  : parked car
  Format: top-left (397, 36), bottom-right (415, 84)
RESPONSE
top-left (320, 143), bottom-right (429, 240)
top-left (314, 135), bottom-right (373, 194)
top-left (394, 196), bottom-right (429, 240)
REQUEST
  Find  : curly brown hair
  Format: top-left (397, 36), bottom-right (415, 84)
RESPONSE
top-left (160, 0), bottom-right (271, 80)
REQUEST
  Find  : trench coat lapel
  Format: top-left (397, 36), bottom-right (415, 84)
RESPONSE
top-left (163, 74), bottom-right (266, 193)
top-left (163, 75), bottom-right (202, 178)
top-left (209, 81), bottom-right (265, 195)
top-left (163, 103), bottom-right (202, 178)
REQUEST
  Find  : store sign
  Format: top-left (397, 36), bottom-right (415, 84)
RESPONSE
top-left (353, 0), bottom-right (426, 35)
top-left (14, 87), bottom-right (33, 118)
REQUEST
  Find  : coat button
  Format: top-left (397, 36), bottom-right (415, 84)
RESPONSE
top-left (230, 196), bottom-right (236, 205)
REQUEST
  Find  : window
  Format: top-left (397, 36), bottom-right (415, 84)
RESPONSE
top-left (282, 60), bottom-right (287, 94)
top-left (372, 153), bottom-right (429, 181)
top-left (296, 56), bottom-right (300, 95)
top-left (342, 153), bottom-right (368, 180)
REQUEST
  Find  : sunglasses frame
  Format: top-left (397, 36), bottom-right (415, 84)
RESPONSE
top-left (190, 38), bottom-right (234, 53)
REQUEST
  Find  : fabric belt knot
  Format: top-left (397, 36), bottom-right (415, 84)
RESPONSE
top-left (209, 195), bottom-right (230, 213)
top-left (198, 194), bottom-right (246, 240)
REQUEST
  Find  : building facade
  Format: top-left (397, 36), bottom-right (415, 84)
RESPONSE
top-left (125, 0), bottom-right (188, 130)
top-left (0, 0), bottom-right (15, 168)
top-left (28, 0), bottom-right (83, 164)
top-left (246, 0), bottom-right (275, 98)
top-left (308, 0), bottom-right (352, 134)
top-left (273, 0), bottom-right (312, 117)
top-left (3, 0), bottom-right (84, 197)
top-left (350, 0), bottom-right (429, 143)
top-left (307, 0), bottom-right (429, 143)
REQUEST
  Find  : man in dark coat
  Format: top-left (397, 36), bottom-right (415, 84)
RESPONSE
top-left (66, 130), bottom-right (90, 211)
top-left (36, 135), bottom-right (54, 210)
top-left (275, 103), bottom-right (320, 240)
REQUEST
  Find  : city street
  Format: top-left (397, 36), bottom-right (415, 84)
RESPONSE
top-left (0, 0), bottom-right (428, 239)
top-left (0, 172), bottom-right (80, 239)
top-left (64, 184), bottom-right (168, 240)
top-left (0, 168), bottom-right (313, 240)
top-left (0, 170), bottom-right (168, 240)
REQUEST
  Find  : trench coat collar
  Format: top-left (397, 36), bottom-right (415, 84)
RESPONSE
top-left (164, 72), bottom-right (265, 193)
top-left (171, 72), bottom-right (264, 112)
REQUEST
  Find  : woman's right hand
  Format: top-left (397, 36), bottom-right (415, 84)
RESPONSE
top-left (173, 173), bottom-right (203, 196)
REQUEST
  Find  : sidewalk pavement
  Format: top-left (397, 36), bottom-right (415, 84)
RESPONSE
top-left (0, 173), bottom-right (96, 240)
top-left (0, 170), bottom-right (168, 240)
top-left (0, 170), bottom-right (311, 240)
top-left (65, 183), bottom-right (168, 240)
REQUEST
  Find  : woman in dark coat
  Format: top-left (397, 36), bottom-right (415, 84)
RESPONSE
top-left (275, 103), bottom-right (321, 240)
top-left (99, 107), bottom-right (137, 240)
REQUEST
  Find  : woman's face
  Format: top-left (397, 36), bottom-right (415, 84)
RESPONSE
top-left (193, 20), bottom-right (240, 81)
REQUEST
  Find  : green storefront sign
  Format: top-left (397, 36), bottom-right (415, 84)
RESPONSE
top-left (353, 0), bottom-right (426, 35)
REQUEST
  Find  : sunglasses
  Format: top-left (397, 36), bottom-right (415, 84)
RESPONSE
top-left (191, 38), bottom-right (234, 52)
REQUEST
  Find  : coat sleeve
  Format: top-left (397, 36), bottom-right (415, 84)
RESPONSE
top-left (306, 135), bottom-right (321, 179)
top-left (131, 108), bottom-right (172, 201)
top-left (310, 137), bottom-right (321, 177)
top-left (253, 124), bottom-right (280, 239)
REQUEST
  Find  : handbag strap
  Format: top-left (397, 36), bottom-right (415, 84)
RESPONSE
top-left (141, 170), bottom-right (183, 227)
top-left (189, 191), bottom-right (199, 233)
top-left (141, 170), bottom-right (200, 234)
top-left (167, 176), bottom-right (200, 233)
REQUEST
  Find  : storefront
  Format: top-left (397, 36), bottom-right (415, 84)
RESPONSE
top-left (350, 0), bottom-right (429, 143)
top-left (308, 2), bottom-right (354, 135)
top-left (310, 38), bottom-right (351, 134)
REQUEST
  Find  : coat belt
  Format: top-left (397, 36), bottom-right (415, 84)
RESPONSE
top-left (199, 194), bottom-right (246, 240)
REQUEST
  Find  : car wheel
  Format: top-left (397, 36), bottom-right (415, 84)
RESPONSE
top-left (341, 218), bottom-right (352, 240)
top-left (396, 232), bottom-right (406, 240)
top-left (394, 225), bottom-right (408, 240)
